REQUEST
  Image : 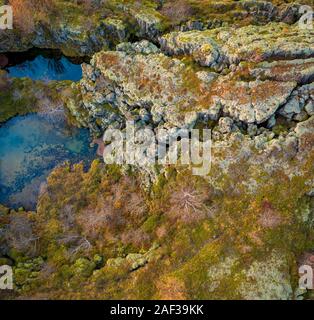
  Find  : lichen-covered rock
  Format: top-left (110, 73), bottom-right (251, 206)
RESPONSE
top-left (126, 253), bottom-right (148, 271)
top-left (205, 251), bottom-right (294, 300)
top-left (68, 31), bottom-right (313, 131)
top-left (117, 40), bottom-right (161, 55)
top-left (0, 0), bottom-right (166, 56)
top-left (279, 83), bottom-right (314, 120)
top-left (217, 117), bottom-right (235, 134)
top-left (294, 115), bottom-right (314, 137)
top-left (0, 1), bottom-right (141, 56)
top-left (210, 78), bottom-right (296, 123)
top-left (249, 58), bottom-right (314, 85)
top-left (72, 41), bottom-right (219, 130)
top-left (239, 251), bottom-right (294, 300)
top-left (132, 7), bottom-right (167, 39)
top-left (4, 18), bottom-right (309, 131)
top-left (160, 22), bottom-right (314, 69)
top-left (1, 0), bottom-right (310, 57)
top-left (160, 29), bottom-right (224, 69)
top-left (159, 0), bottom-right (305, 29)
top-left (305, 101), bottom-right (314, 116)
top-left (103, 18), bottom-right (129, 43)
top-left (221, 22), bottom-right (314, 64)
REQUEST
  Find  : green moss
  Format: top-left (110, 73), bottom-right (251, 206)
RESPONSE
top-left (0, 72), bottom-right (73, 124)
top-left (72, 258), bottom-right (96, 278)
top-left (142, 214), bottom-right (161, 233)
top-left (0, 79), bottom-right (37, 123)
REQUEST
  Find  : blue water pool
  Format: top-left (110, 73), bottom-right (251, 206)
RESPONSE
top-left (0, 113), bottom-right (97, 210)
top-left (6, 55), bottom-right (82, 81)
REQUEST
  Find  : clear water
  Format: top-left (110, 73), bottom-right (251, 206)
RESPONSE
top-left (6, 55), bottom-right (82, 81)
top-left (0, 113), bottom-right (97, 210)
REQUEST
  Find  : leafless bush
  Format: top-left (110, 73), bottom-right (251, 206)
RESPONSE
top-left (76, 176), bottom-right (148, 242)
top-left (121, 229), bottom-right (150, 248)
top-left (112, 182), bottom-right (147, 220)
top-left (258, 201), bottom-right (282, 228)
top-left (77, 206), bottom-right (112, 239)
top-left (168, 185), bottom-right (211, 223)
top-left (39, 262), bottom-right (56, 280)
top-left (5, 215), bottom-right (38, 255)
top-left (9, 0), bottom-right (54, 34)
top-left (57, 234), bottom-right (91, 255)
top-left (59, 204), bottom-right (76, 231)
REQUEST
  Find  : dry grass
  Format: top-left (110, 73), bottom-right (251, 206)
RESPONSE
top-left (160, 0), bottom-right (195, 24)
top-left (258, 200), bottom-right (283, 229)
top-left (9, 0), bottom-right (54, 34)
